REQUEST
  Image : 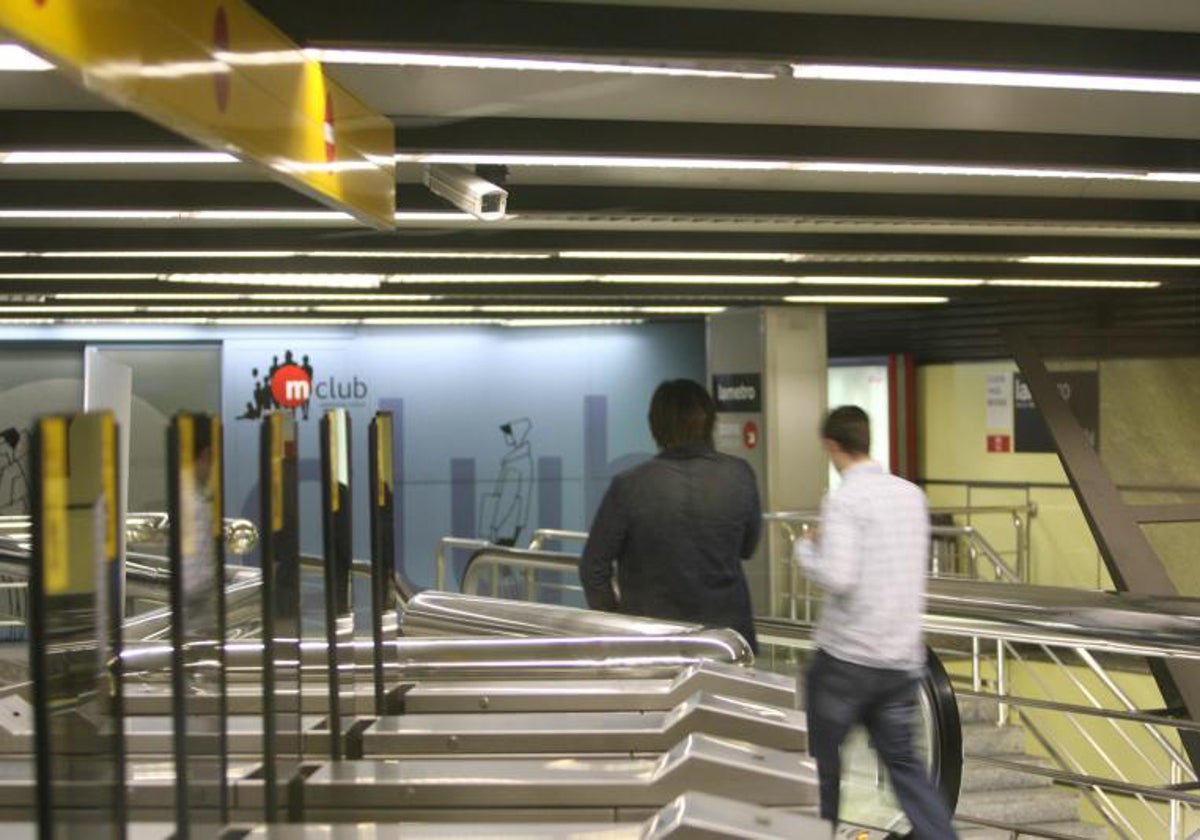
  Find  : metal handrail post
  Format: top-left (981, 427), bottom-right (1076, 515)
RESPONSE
top-left (434, 536), bottom-right (493, 591)
top-left (1170, 762), bottom-right (1182, 840)
top-left (997, 639), bottom-right (1008, 726)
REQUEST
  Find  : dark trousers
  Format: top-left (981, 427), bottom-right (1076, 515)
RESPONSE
top-left (805, 649), bottom-right (957, 839)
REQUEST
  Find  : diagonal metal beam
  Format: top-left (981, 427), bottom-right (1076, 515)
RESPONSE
top-left (1006, 328), bottom-right (1200, 773)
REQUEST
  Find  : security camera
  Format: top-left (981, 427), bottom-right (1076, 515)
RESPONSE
top-left (423, 164), bottom-right (507, 220)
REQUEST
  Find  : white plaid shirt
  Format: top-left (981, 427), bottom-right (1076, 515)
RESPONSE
top-left (795, 460), bottom-right (929, 670)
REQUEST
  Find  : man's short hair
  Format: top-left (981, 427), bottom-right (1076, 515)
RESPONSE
top-left (822, 405), bottom-right (871, 455)
top-left (648, 379), bottom-right (715, 449)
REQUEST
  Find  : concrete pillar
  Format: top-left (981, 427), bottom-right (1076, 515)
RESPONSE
top-left (707, 307), bottom-right (827, 616)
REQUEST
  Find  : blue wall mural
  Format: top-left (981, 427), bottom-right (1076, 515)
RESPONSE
top-left (221, 323), bottom-right (705, 588)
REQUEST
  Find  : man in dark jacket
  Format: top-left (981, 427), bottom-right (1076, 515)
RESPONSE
top-left (579, 379), bottom-right (761, 651)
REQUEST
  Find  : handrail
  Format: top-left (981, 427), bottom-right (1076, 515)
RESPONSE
top-left (460, 545), bottom-right (581, 599)
top-left (434, 536), bottom-right (493, 591)
top-left (760, 612), bottom-right (1199, 838)
top-left (527, 528), bottom-right (588, 550)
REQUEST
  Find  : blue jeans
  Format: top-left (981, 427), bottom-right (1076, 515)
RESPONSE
top-left (805, 649), bottom-right (957, 839)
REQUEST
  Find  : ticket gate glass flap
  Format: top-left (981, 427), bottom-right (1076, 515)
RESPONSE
top-left (259, 412), bottom-right (302, 822)
top-left (30, 412), bottom-right (126, 839)
top-left (166, 413), bottom-right (229, 836)
top-left (319, 409), bottom-right (354, 759)
top-left (367, 411), bottom-right (395, 715)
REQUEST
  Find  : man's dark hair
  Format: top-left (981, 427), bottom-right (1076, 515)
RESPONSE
top-left (822, 405), bottom-right (871, 455)
top-left (648, 379), bottom-right (715, 449)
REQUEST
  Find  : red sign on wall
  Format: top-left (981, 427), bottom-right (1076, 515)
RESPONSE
top-left (986, 434), bottom-right (1011, 453)
top-left (742, 420), bottom-right (759, 450)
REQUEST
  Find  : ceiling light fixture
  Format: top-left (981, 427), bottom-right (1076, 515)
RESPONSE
top-left (306, 48), bottom-right (775, 80)
top-left (386, 273), bottom-right (596, 284)
top-left (0, 305), bottom-right (137, 314)
top-left (1018, 256), bottom-right (1200, 267)
top-left (164, 273), bottom-right (384, 288)
top-left (0, 44), bottom-right (54, 72)
top-left (557, 250), bottom-right (800, 262)
top-left (0, 151), bottom-right (236, 165)
top-left (315, 304), bottom-right (476, 314)
top-left (397, 152), bottom-right (1195, 183)
top-left (784, 295), bottom-right (949, 304)
top-left (791, 63), bottom-right (1200, 96)
top-left (796, 276), bottom-right (984, 287)
top-left (986, 278), bottom-right (1161, 288)
top-left (599, 274), bottom-right (796, 285)
top-left (43, 250), bottom-right (300, 259)
top-left (502, 318), bottom-right (645, 327)
top-left (0, 272), bottom-right (158, 280)
top-left (54, 292), bottom-right (240, 301)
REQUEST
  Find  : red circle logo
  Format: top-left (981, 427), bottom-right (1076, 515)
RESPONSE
top-left (323, 89), bottom-right (336, 163)
top-left (742, 420), bottom-right (759, 450)
top-left (270, 363), bottom-right (312, 409)
top-left (213, 7), bottom-right (231, 113)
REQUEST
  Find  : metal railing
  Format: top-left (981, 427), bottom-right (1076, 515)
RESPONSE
top-left (835, 580), bottom-right (1200, 840)
top-left (764, 510), bottom-right (1022, 623)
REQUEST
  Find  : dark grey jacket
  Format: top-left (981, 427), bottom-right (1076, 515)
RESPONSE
top-left (579, 442), bottom-right (761, 650)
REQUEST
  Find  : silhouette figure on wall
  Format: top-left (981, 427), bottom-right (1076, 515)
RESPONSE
top-left (237, 366), bottom-right (277, 420)
top-left (0, 427), bottom-right (29, 515)
top-left (479, 418), bottom-right (533, 547)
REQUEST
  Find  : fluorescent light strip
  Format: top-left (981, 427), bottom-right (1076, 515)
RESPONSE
top-left (0, 272), bottom-right (157, 280)
top-left (387, 273), bottom-right (597, 284)
top-left (784, 295), bottom-right (949, 305)
top-left (52, 292), bottom-right (437, 302)
top-left (0, 45), bottom-right (54, 72)
top-left (306, 250), bottom-right (549, 260)
top-left (55, 293), bottom-right (242, 301)
top-left (398, 152), bottom-right (788, 171)
top-left (165, 273), bottom-right (384, 288)
top-left (145, 306), bottom-right (313, 314)
top-left (796, 161), bottom-right (1147, 181)
top-left (1019, 256), bottom-right (1200, 267)
top-left (210, 318), bottom-right (361, 326)
top-left (600, 274), bottom-right (796, 285)
top-left (558, 250), bottom-right (799, 262)
top-left (362, 317), bottom-right (496, 326)
top-left (797, 276), bottom-right (984, 287)
top-left (791, 63), bottom-right (1200, 97)
top-left (0, 151), bottom-right (236, 165)
top-left (44, 250), bottom-right (300, 259)
top-left (316, 305), bottom-right (477, 314)
top-left (0, 305), bottom-right (137, 314)
top-left (476, 305), bottom-right (725, 314)
top-left (306, 48), bottom-right (774, 80)
top-left (397, 152), bottom-right (1185, 182)
top-left (987, 279), bottom-right (1161, 289)
top-left (503, 319), bottom-right (644, 327)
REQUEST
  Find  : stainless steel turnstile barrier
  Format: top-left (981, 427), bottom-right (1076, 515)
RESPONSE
top-left (0, 792), bottom-right (835, 839)
top-left (400, 661), bottom-right (794, 713)
top-left (359, 691), bottom-right (805, 756)
top-left (232, 733), bottom-right (818, 822)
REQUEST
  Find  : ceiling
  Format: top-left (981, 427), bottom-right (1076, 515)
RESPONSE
top-left (1, 0), bottom-right (1199, 360)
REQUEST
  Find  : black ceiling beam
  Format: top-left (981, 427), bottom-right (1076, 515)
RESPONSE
top-left (2, 255), bottom-right (1197, 282)
top-left (3, 181), bottom-right (1199, 225)
top-left (1, 227), bottom-right (1200, 258)
top-left (250, 0), bottom-right (1200, 76)
top-left (0, 111), bottom-right (189, 148)
top-left (395, 119), bottom-right (1200, 172)
top-left (10, 110), bottom-right (1200, 173)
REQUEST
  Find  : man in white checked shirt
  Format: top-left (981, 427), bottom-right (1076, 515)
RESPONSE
top-left (796, 406), bottom-right (957, 839)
